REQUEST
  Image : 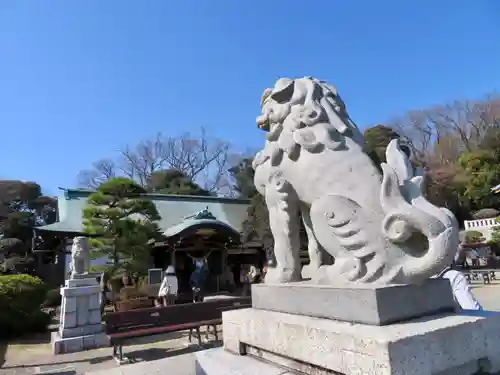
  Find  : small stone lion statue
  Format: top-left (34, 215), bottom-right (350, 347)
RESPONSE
top-left (253, 77), bottom-right (459, 285)
top-left (70, 236), bottom-right (90, 278)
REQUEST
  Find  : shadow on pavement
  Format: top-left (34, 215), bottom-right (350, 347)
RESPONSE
top-left (124, 340), bottom-right (222, 364)
top-left (126, 330), bottom-right (189, 345)
top-left (5, 330), bottom-right (52, 346)
top-left (0, 340), bottom-right (222, 371)
top-left (0, 353), bottom-right (112, 371)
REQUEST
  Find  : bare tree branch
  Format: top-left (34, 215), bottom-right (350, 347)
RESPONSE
top-left (162, 128), bottom-right (231, 193)
top-left (391, 93), bottom-right (500, 166)
top-left (77, 159), bottom-right (117, 189)
top-left (77, 127), bottom-right (234, 195)
top-left (119, 133), bottom-right (170, 187)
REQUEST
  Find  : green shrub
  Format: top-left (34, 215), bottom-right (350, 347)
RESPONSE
top-left (0, 274), bottom-right (50, 337)
top-left (24, 309), bottom-right (51, 333)
top-left (138, 275), bottom-right (148, 287)
top-left (43, 287), bottom-right (62, 308)
top-left (464, 230), bottom-right (484, 243)
top-left (109, 275), bottom-right (124, 292)
top-left (89, 265), bottom-right (107, 275)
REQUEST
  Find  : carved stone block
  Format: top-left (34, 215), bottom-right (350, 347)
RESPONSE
top-left (220, 308), bottom-right (500, 375)
top-left (251, 280), bottom-right (455, 326)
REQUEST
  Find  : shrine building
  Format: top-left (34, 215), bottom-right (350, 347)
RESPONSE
top-left (34, 188), bottom-right (265, 296)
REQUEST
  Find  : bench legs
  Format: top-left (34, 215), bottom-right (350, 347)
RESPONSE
top-left (188, 328), bottom-right (193, 343)
top-left (112, 343), bottom-right (129, 364)
top-left (188, 327), bottom-right (202, 345)
top-left (187, 325), bottom-right (220, 345)
top-left (204, 325), bottom-right (218, 341)
top-left (196, 327), bottom-right (202, 345)
top-left (212, 325), bottom-right (218, 341)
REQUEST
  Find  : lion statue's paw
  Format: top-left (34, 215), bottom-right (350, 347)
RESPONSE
top-left (265, 267), bottom-right (302, 284)
top-left (309, 259), bottom-right (362, 284)
top-left (301, 263), bottom-right (320, 280)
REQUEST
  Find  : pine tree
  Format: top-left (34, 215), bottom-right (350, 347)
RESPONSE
top-left (83, 177), bottom-right (161, 278)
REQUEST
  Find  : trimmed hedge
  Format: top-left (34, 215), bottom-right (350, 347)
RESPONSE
top-left (0, 274), bottom-right (50, 337)
top-left (43, 288), bottom-right (62, 308)
top-left (464, 230), bottom-right (485, 244)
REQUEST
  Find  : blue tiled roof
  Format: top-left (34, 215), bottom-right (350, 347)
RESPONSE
top-left (35, 188), bottom-right (250, 236)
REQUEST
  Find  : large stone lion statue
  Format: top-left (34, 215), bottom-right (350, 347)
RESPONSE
top-left (253, 77), bottom-right (459, 285)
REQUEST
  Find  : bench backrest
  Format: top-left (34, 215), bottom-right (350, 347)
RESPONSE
top-left (105, 297), bottom-right (250, 334)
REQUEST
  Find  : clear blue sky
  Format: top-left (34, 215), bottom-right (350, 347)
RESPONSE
top-left (1, 1), bottom-right (499, 196)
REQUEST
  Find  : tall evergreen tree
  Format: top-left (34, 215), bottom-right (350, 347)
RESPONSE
top-left (228, 158), bottom-right (257, 198)
top-left (147, 169), bottom-right (211, 196)
top-left (363, 125), bottom-right (410, 165)
top-left (83, 177), bottom-right (161, 277)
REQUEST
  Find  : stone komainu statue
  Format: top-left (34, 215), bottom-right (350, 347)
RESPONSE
top-left (253, 77), bottom-right (459, 285)
top-left (70, 236), bottom-right (90, 278)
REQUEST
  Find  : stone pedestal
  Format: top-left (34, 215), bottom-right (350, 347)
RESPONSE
top-left (195, 281), bottom-right (500, 375)
top-left (52, 276), bottom-right (109, 354)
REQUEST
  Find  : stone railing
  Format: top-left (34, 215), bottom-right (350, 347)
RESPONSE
top-left (464, 218), bottom-right (498, 230)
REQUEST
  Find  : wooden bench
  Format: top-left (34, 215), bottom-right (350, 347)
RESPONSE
top-left (115, 297), bottom-right (153, 312)
top-left (104, 297), bottom-right (251, 363)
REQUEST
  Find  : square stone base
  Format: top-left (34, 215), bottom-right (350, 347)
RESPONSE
top-left (251, 279), bottom-right (455, 325)
top-left (66, 277), bottom-right (99, 287)
top-left (52, 331), bottom-right (109, 355)
top-left (60, 323), bottom-right (105, 338)
top-left (222, 308), bottom-right (500, 375)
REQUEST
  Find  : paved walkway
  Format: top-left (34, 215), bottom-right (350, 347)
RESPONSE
top-left (471, 283), bottom-right (500, 310)
top-left (0, 329), bottom-right (217, 375)
top-left (2, 280), bottom-right (500, 375)
top-left (83, 354), bottom-right (196, 375)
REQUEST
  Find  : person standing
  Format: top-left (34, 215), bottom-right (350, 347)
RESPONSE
top-left (158, 265), bottom-right (178, 306)
top-left (454, 244), bottom-right (468, 269)
top-left (437, 265), bottom-right (482, 311)
top-left (261, 263), bottom-right (268, 283)
top-left (469, 249), bottom-right (480, 268)
top-left (248, 265), bottom-right (261, 284)
top-left (222, 262), bottom-right (236, 292)
top-left (192, 286), bottom-right (203, 302)
top-left (240, 266), bottom-right (251, 296)
top-left (187, 251), bottom-right (211, 295)
top-left (240, 265), bottom-right (261, 296)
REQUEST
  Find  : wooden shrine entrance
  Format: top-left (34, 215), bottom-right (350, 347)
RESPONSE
top-left (152, 208), bottom-right (265, 301)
